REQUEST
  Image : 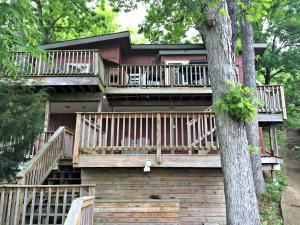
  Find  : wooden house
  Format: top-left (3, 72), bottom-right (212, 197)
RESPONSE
top-left (1, 31), bottom-right (285, 225)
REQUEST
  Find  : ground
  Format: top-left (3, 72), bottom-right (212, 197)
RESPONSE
top-left (281, 150), bottom-right (300, 225)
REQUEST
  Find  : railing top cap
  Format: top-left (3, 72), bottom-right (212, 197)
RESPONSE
top-left (111, 63), bottom-right (208, 66)
top-left (0, 184), bottom-right (96, 188)
top-left (256, 84), bottom-right (283, 87)
top-left (13, 49), bottom-right (100, 53)
top-left (75, 111), bottom-right (216, 114)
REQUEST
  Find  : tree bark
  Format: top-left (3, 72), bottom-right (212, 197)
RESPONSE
top-left (33, 0), bottom-right (50, 44)
top-left (199, 2), bottom-right (261, 225)
top-left (264, 68), bottom-right (271, 84)
top-left (241, 1), bottom-right (266, 196)
top-left (227, 0), bottom-right (238, 51)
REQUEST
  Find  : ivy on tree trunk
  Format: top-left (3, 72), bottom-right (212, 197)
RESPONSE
top-left (199, 2), bottom-right (261, 224)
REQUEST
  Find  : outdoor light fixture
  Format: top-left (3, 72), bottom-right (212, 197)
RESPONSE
top-left (144, 160), bottom-right (152, 172)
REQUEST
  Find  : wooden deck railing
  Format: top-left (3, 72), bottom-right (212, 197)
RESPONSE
top-left (12, 50), bottom-right (102, 76)
top-left (256, 85), bottom-right (287, 118)
top-left (73, 112), bottom-right (218, 163)
top-left (63, 127), bottom-right (75, 158)
top-left (64, 196), bottom-right (95, 225)
top-left (106, 64), bottom-right (210, 87)
top-left (17, 126), bottom-right (75, 185)
top-left (0, 185), bottom-right (95, 225)
top-left (28, 131), bottom-right (54, 158)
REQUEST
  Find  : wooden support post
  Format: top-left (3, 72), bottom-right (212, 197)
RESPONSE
top-left (156, 113), bottom-right (162, 164)
top-left (170, 67), bottom-right (174, 87)
top-left (73, 114), bottom-right (82, 164)
top-left (44, 101), bottom-right (50, 132)
top-left (97, 100), bottom-right (102, 112)
top-left (271, 170), bottom-right (277, 182)
top-left (280, 86), bottom-right (287, 120)
top-left (269, 125), bottom-right (279, 157)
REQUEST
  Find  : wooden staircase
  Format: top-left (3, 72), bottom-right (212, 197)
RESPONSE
top-left (16, 126), bottom-right (75, 185)
top-left (0, 126), bottom-right (95, 225)
top-left (44, 165), bottom-right (81, 185)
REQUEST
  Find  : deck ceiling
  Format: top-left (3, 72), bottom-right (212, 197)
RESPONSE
top-left (105, 93), bottom-right (212, 104)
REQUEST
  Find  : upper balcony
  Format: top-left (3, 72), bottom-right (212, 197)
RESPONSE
top-left (106, 64), bottom-right (212, 95)
top-left (12, 49), bottom-right (105, 92)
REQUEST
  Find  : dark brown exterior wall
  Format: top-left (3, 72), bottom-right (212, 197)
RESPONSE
top-left (99, 43), bottom-right (121, 64)
top-left (81, 168), bottom-right (226, 225)
top-left (48, 114), bottom-right (76, 131)
top-left (121, 53), bottom-right (157, 64)
top-left (236, 55), bottom-right (244, 83)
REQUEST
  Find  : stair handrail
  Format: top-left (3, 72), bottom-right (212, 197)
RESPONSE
top-left (64, 196), bottom-right (95, 225)
top-left (16, 126), bottom-right (66, 185)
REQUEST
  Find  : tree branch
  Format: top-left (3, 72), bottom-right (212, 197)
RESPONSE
top-left (270, 68), bottom-right (287, 78)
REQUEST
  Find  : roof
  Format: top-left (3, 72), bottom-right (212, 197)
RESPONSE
top-left (40, 31), bottom-right (131, 50)
top-left (40, 31), bottom-right (267, 53)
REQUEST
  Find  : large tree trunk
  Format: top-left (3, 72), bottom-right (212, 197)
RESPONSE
top-left (199, 2), bottom-right (261, 225)
top-left (241, 1), bottom-right (266, 196)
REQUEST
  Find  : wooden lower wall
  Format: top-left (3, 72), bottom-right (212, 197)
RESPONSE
top-left (81, 168), bottom-right (226, 225)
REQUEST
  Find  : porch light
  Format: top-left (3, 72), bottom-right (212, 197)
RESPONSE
top-left (144, 160), bottom-right (152, 172)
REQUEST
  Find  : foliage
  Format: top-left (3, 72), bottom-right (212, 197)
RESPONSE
top-left (239, 0), bottom-right (272, 22)
top-left (273, 72), bottom-right (300, 128)
top-left (248, 144), bottom-right (260, 154)
top-left (0, 0), bottom-right (120, 75)
top-left (254, 0), bottom-right (300, 85)
top-left (0, 81), bottom-right (47, 182)
top-left (214, 81), bottom-right (263, 123)
top-left (0, 1), bottom-right (41, 76)
top-left (293, 146), bottom-right (300, 151)
top-left (260, 171), bottom-right (286, 225)
top-left (31, 1), bottom-right (120, 44)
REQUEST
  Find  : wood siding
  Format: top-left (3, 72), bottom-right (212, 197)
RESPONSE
top-left (49, 114), bottom-right (76, 131)
top-left (99, 43), bottom-right (121, 64)
top-left (81, 168), bottom-right (226, 225)
top-left (121, 53), bottom-right (157, 64)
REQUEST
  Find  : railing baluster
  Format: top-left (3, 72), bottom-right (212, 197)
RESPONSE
top-left (181, 115), bottom-right (184, 148)
top-left (139, 114), bottom-right (142, 148)
top-left (134, 114), bottom-right (137, 149)
top-left (151, 114), bottom-right (154, 147)
top-left (164, 113), bottom-right (167, 149)
top-left (128, 114), bottom-right (132, 148)
top-left (122, 114), bottom-right (125, 149)
top-left (53, 187), bottom-right (59, 225)
top-left (116, 114), bottom-right (120, 147)
top-left (105, 115), bottom-right (108, 148)
top-left (29, 188), bottom-right (36, 225)
top-left (98, 114), bottom-right (103, 148)
top-left (210, 113), bottom-right (214, 149)
top-left (63, 51), bottom-right (67, 73)
top-left (156, 113), bottom-right (162, 163)
top-left (93, 114), bottom-right (97, 148)
top-left (204, 113), bottom-right (208, 149)
top-left (37, 188), bottom-right (43, 225)
top-left (146, 114), bottom-right (148, 148)
top-left (198, 114), bottom-right (202, 150)
top-left (170, 113), bottom-right (174, 153)
top-left (192, 113), bottom-right (196, 148)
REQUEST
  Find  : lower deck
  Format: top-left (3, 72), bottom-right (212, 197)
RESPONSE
top-left (81, 168), bottom-right (226, 225)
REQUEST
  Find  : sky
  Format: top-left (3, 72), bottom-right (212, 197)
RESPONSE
top-left (114, 3), bottom-right (199, 43)
top-left (116, 5), bottom-right (147, 30)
